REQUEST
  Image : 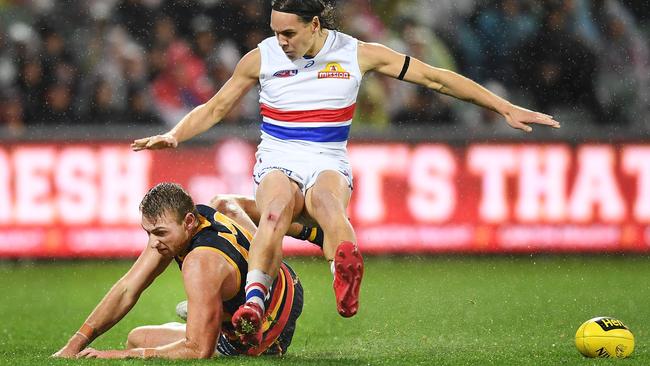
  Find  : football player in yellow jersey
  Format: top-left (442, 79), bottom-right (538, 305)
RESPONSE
top-left (53, 183), bottom-right (307, 359)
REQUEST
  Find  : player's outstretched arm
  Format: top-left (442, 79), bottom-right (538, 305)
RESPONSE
top-left (51, 247), bottom-right (172, 358)
top-left (77, 249), bottom-right (227, 359)
top-left (358, 42), bottom-right (560, 133)
top-left (131, 48), bottom-right (261, 151)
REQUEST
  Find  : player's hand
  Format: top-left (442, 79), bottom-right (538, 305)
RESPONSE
top-left (76, 348), bottom-right (136, 359)
top-left (131, 133), bottom-right (178, 151)
top-left (51, 346), bottom-right (79, 358)
top-left (503, 104), bottom-right (560, 133)
top-left (51, 334), bottom-right (88, 358)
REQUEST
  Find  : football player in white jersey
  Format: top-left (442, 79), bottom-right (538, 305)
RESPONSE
top-left (132, 0), bottom-right (560, 346)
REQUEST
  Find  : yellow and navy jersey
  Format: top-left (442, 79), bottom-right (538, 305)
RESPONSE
top-left (175, 204), bottom-right (301, 355)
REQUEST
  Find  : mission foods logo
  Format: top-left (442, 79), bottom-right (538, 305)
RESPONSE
top-left (318, 62), bottom-right (350, 79)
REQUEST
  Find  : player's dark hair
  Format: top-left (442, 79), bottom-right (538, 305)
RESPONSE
top-left (139, 182), bottom-right (198, 224)
top-left (271, 0), bottom-right (337, 30)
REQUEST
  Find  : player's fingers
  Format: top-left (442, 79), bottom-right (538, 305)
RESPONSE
top-left (532, 115), bottom-right (560, 127)
top-left (521, 113), bottom-right (560, 129)
top-left (131, 138), bottom-right (150, 151)
top-left (132, 137), bottom-right (150, 146)
top-left (76, 350), bottom-right (92, 358)
top-left (512, 121), bottom-right (533, 133)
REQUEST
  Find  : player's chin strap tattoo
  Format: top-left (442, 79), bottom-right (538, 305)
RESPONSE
top-left (397, 55), bottom-right (411, 81)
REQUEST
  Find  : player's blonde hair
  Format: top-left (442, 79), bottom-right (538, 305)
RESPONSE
top-left (139, 182), bottom-right (198, 224)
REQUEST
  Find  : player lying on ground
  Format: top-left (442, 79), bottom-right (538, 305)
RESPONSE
top-left (52, 183), bottom-right (318, 359)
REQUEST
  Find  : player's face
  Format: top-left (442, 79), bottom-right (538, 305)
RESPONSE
top-left (270, 10), bottom-right (318, 60)
top-left (141, 210), bottom-right (194, 258)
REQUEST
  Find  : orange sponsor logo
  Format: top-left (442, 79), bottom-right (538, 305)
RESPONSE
top-left (318, 62), bottom-right (350, 79)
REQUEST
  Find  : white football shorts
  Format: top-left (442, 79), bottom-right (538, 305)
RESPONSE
top-left (253, 137), bottom-right (353, 195)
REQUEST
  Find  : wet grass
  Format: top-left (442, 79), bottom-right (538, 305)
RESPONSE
top-left (1, 255), bottom-right (648, 365)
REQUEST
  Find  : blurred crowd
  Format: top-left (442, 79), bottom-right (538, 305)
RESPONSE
top-left (0, 0), bottom-right (648, 136)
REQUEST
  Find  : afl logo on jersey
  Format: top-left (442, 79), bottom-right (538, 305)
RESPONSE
top-left (318, 62), bottom-right (350, 79)
top-left (273, 69), bottom-right (298, 78)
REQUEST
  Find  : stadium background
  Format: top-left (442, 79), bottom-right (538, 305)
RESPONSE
top-left (1, 0), bottom-right (650, 364)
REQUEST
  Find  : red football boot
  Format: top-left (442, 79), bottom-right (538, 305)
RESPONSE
top-left (333, 241), bottom-right (364, 317)
top-left (231, 302), bottom-right (264, 346)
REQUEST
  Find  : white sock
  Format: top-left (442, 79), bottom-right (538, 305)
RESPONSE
top-left (245, 269), bottom-right (272, 314)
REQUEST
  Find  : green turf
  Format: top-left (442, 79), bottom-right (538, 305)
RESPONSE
top-left (1, 256), bottom-right (649, 365)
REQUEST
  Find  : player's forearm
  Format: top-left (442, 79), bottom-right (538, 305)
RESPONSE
top-left (76, 281), bottom-right (141, 345)
top-left (168, 102), bottom-right (221, 144)
top-left (429, 68), bottom-right (513, 116)
top-left (137, 339), bottom-right (214, 360)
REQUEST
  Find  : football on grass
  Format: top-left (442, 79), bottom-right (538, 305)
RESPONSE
top-left (575, 317), bottom-right (634, 358)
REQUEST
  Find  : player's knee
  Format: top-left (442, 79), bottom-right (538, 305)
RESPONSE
top-left (126, 327), bottom-right (147, 349)
top-left (310, 189), bottom-right (342, 217)
top-left (208, 194), bottom-right (224, 209)
top-left (261, 198), bottom-right (293, 228)
top-left (210, 195), bottom-right (231, 211)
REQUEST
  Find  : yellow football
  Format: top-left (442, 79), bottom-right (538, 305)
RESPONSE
top-left (575, 317), bottom-right (634, 358)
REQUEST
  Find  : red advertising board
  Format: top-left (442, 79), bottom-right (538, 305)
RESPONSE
top-left (0, 140), bottom-right (648, 257)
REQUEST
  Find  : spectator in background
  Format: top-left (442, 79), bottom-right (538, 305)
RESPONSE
top-left (17, 57), bottom-right (45, 124)
top-left (386, 18), bottom-right (456, 125)
top-left (125, 84), bottom-right (163, 125)
top-left (38, 25), bottom-right (76, 85)
top-left (339, 0), bottom-right (386, 42)
top-left (392, 86), bottom-right (453, 126)
top-left (147, 44), bottom-right (167, 82)
top-left (190, 15), bottom-right (240, 74)
top-left (160, 0), bottom-right (202, 41)
top-left (0, 0), bottom-right (646, 129)
top-left (151, 15), bottom-right (178, 50)
top-left (114, 0), bottom-right (156, 45)
top-left (569, 0), bottom-right (650, 124)
top-left (0, 27), bottom-right (17, 92)
top-left (594, 15), bottom-right (650, 125)
top-left (472, 0), bottom-right (539, 87)
top-left (86, 78), bottom-right (123, 124)
top-left (229, 1), bottom-right (270, 55)
top-left (41, 82), bottom-right (77, 125)
top-left (0, 89), bottom-right (26, 135)
top-left (339, 0), bottom-right (389, 129)
top-left (152, 41), bottom-right (214, 125)
top-left (514, 4), bottom-right (601, 122)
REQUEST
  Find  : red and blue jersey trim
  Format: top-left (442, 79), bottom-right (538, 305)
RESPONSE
top-left (261, 122), bottom-right (350, 142)
top-left (260, 103), bottom-right (356, 123)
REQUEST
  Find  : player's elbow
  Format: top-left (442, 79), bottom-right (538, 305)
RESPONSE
top-left (186, 340), bottom-right (215, 359)
top-left (196, 348), bottom-right (215, 359)
top-left (112, 280), bottom-right (140, 305)
top-left (205, 99), bottom-right (228, 123)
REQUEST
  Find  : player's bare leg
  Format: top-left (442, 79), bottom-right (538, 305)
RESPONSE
top-left (125, 323), bottom-right (185, 349)
top-left (305, 170), bottom-right (363, 317)
top-left (231, 170), bottom-right (303, 346)
top-left (210, 194), bottom-right (322, 246)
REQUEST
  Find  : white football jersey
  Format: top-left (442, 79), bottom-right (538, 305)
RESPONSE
top-left (257, 30), bottom-right (362, 152)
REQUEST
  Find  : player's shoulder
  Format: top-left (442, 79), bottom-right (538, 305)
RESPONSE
top-left (357, 41), bottom-right (391, 56)
top-left (357, 41), bottom-right (402, 73)
top-left (234, 48), bottom-right (261, 78)
top-left (180, 243), bottom-right (236, 287)
top-left (190, 206), bottom-right (230, 246)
